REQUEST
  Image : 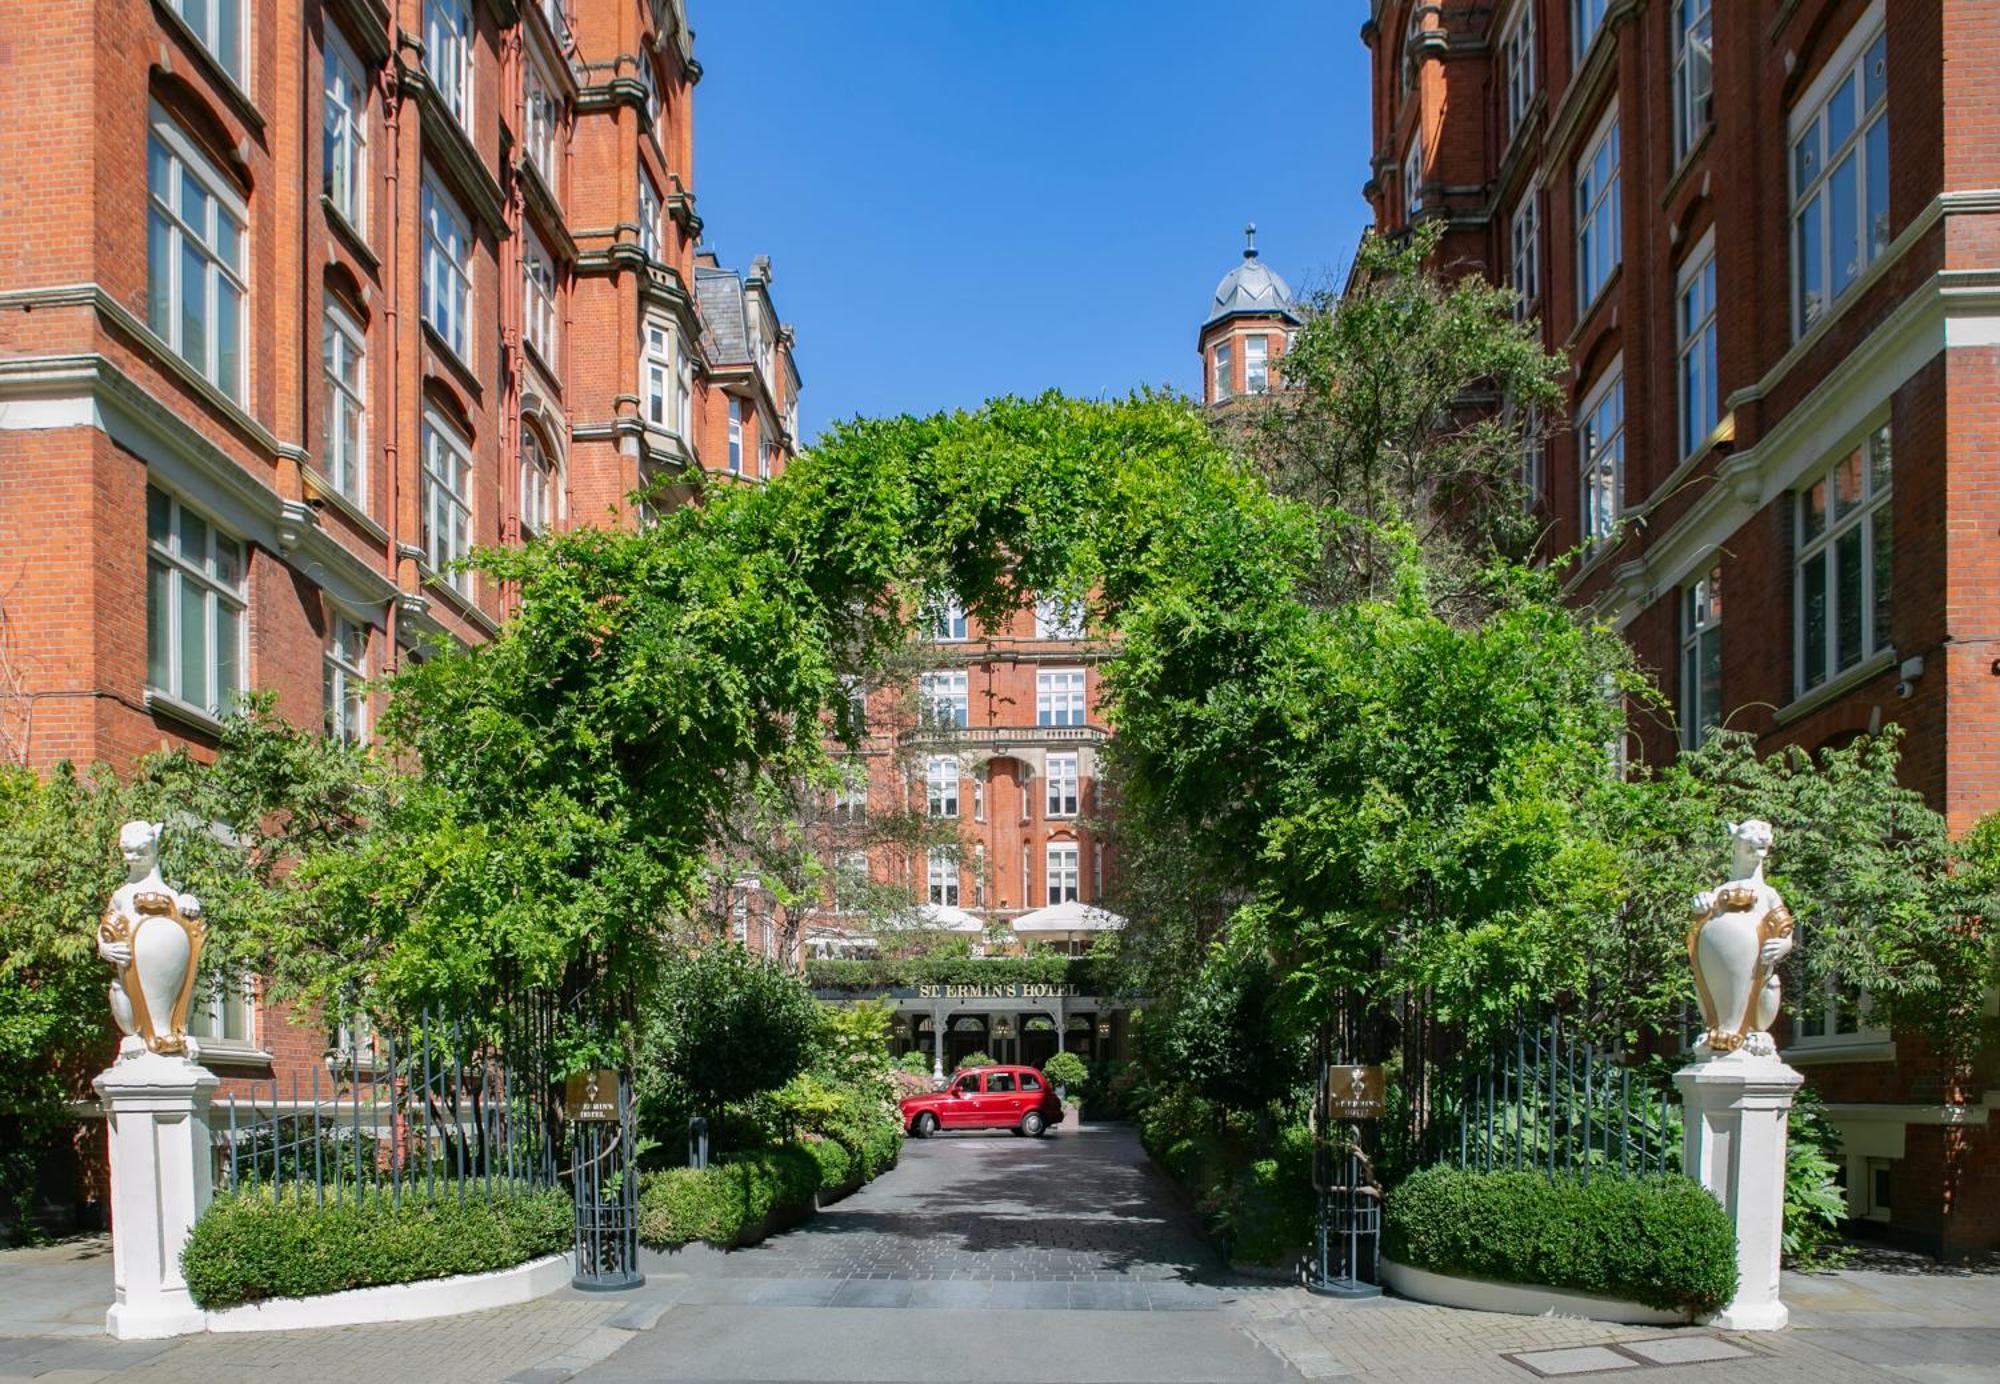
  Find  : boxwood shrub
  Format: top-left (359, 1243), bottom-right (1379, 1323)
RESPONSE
top-left (182, 1181), bottom-right (571, 1310)
top-left (638, 1146), bottom-right (820, 1249)
top-left (803, 1137), bottom-right (855, 1196)
top-left (1384, 1167), bottom-right (1737, 1316)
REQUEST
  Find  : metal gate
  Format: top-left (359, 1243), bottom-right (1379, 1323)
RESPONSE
top-left (567, 1070), bottom-right (643, 1291)
top-left (1306, 1035), bottom-right (1383, 1298)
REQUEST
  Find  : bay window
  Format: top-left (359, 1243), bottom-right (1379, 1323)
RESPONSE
top-left (639, 172), bottom-right (661, 261)
top-left (1680, 566), bottom-right (1722, 750)
top-left (147, 111), bottom-right (247, 401)
top-left (1672, 0), bottom-right (1713, 163)
top-left (1245, 335), bottom-right (1270, 394)
top-left (1575, 108), bottom-right (1621, 310)
top-left (1677, 239), bottom-right (1718, 460)
top-left (322, 303), bottom-right (367, 509)
top-left (1790, 14), bottom-right (1889, 334)
top-left (1578, 365), bottom-right (1624, 550)
top-left (146, 487), bottom-right (246, 719)
top-left (420, 175), bottom-right (473, 362)
top-left (324, 612), bottom-right (369, 746)
top-left (324, 32), bottom-right (368, 231)
top-left (424, 0), bottom-right (474, 128)
top-left (419, 409), bottom-right (474, 595)
top-left (1796, 424), bottom-right (1892, 694)
top-left (1403, 132), bottom-right (1424, 220)
top-left (1212, 341), bottom-right (1232, 402)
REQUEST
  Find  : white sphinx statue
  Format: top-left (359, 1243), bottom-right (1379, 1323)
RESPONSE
top-left (1686, 819), bottom-right (1794, 1057)
top-left (96, 820), bottom-right (207, 1059)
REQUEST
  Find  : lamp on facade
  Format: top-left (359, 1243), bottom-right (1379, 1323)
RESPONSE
top-left (1095, 1019), bottom-right (1113, 1040)
top-left (992, 1017), bottom-right (1015, 1041)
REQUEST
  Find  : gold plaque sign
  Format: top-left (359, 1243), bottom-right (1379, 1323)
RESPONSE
top-left (1324, 1065), bottom-right (1385, 1120)
top-left (564, 1069), bottom-right (623, 1122)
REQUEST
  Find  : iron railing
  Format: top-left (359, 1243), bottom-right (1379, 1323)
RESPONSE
top-left (1453, 1021), bottom-right (1679, 1180)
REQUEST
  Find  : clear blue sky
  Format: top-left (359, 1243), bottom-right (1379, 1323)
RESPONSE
top-left (689, 2), bottom-right (1375, 444)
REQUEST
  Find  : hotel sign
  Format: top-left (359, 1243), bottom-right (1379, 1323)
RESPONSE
top-left (913, 982), bottom-right (1081, 1000)
top-left (811, 981), bottom-right (1090, 1001)
top-left (564, 1069), bottom-right (623, 1123)
top-left (1323, 1065), bottom-right (1385, 1121)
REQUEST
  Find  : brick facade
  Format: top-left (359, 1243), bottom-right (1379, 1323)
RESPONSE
top-left (1362, 0), bottom-right (2000, 1255)
top-left (0, 0), bottom-right (800, 1136)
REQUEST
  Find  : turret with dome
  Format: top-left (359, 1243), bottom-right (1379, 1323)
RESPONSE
top-left (1199, 224), bottom-right (1302, 407)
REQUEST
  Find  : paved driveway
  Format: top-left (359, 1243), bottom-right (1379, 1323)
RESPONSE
top-left (575, 1123), bottom-right (1304, 1382)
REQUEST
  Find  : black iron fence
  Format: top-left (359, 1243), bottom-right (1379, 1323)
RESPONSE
top-left (1452, 1021), bottom-right (1679, 1180)
top-left (211, 1009), bottom-right (560, 1207)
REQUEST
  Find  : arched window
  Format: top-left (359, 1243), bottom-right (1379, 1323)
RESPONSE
top-left (520, 426), bottom-right (555, 538)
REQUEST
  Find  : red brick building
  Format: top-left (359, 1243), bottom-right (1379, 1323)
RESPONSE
top-left (1362, 0), bottom-right (1999, 1254)
top-left (0, 0), bottom-right (799, 1096)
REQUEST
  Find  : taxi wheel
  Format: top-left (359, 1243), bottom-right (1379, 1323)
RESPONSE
top-left (1021, 1111), bottom-right (1047, 1138)
top-left (913, 1112), bottom-right (938, 1138)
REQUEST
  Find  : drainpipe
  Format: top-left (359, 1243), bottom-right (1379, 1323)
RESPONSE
top-left (382, 39), bottom-right (412, 670)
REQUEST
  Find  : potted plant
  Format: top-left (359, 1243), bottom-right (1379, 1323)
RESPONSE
top-left (1043, 1052), bottom-right (1089, 1129)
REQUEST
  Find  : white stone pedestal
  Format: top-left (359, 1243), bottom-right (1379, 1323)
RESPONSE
top-left (94, 1051), bottom-right (220, 1340)
top-left (1674, 1050), bottom-right (1803, 1331)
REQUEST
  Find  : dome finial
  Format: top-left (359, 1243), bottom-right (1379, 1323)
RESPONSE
top-left (1244, 222), bottom-right (1258, 260)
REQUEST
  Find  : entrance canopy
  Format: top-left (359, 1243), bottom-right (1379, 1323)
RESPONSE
top-left (1010, 902), bottom-right (1125, 938)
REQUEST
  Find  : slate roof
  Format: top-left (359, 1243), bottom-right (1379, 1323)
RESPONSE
top-left (694, 264), bottom-right (750, 364)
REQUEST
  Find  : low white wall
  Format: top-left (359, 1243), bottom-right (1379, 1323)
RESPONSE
top-left (203, 1251), bottom-right (573, 1334)
top-left (1382, 1259), bottom-right (1691, 1326)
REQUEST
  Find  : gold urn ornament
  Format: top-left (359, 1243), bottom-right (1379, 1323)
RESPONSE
top-left (97, 821), bottom-right (207, 1058)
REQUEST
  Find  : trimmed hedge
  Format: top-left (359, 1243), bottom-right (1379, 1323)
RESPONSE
top-left (182, 1182), bottom-right (572, 1309)
top-left (1384, 1167), bottom-right (1737, 1315)
top-left (804, 1137), bottom-right (855, 1196)
top-left (638, 1146), bottom-right (819, 1249)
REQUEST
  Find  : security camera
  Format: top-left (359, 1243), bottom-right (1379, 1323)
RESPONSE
top-left (1895, 679), bottom-right (1915, 700)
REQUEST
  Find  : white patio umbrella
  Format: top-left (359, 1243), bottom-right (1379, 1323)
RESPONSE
top-left (1009, 901), bottom-right (1126, 936)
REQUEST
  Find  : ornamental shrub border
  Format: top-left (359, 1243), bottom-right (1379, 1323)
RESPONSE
top-left (639, 1122), bottom-right (904, 1250)
top-left (1383, 1166), bottom-right (1737, 1316)
top-left (181, 1182), bottom-right (572, 1310)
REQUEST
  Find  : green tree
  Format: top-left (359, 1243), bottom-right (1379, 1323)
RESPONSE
top-left (1244, 222), bottom-right (1565, 609)
top-left (635, 942), bottom-right (822, 1148)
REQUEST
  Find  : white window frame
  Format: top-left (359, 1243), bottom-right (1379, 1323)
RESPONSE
top-left (1680, 565), bottom-right (1722, 750)
top-left (1511, 400), bottom-right (1544, 512)
top-left (325, 611), bottom-right (370, 746)
top-left (727, 398), bottom-right (743, 474)
top-left (322, 300), bottom-right (367, 510)
top-left (147, 108), bottom-right (248, 402)
top-left (420, 173), bottom-right (473, 364)
top-left (926, 756), bottom-right (960, 818)
top-left (1573, 0), bottom-right (1610, 66)
top-left (1212, 340), bottom-right (1232, 402)
top-left (1402, 131), bottom-right (1424, 220)
top-left (1794, 422), bottom-right (1892, 695)
top-left (324, 30), bottom-right (369, 232)
top-left (522, 228), bottom-right (558, 365)
top-left (1672, 0), bottom-right (1714, 164)
top-left (921, 670), bottom-right (969, 729)
top-left (419, 407), bottom-right (475, 596)
top-left (519, 426), bottom-right (554, 538)
top-left (1577, 361), bottom-right (1624, 551)
top-left (1046, 753), bottom-right (1079, 818)
top-left (638, 171), bottom-right (662, 261)
top-left (424, 0), bottom-right (475, 130)
top-left (1046, 842), bottom-right (1079, 906)
top-left (1509, 188), bottom-right (1540, 321)
top-left (643, 321), bottom-right (673, 430)
top-left (927, 848), bottom-right (960, 908)
top-left (187, 973), bottom-right (256, 1048)
top-left (146, 486), bottom-right (247, 720)
top-left (523, 58), bottom-right (560, 196)
top-left (1500, 0), bottom-right (1535, 146)
top-left (1791, 978), bottom-right (1888, 1050)
top-left (1575, 106), bottom-right (1621, 312)
top-left (832, 763), bottom-right (867, 823)
top-left (929, 595), bottom-right (968, 643)
top-left (1788, 6), bottom-right (1889, 337)
top-left (1677, 234), bottom-right (1718, 461)
top-left (1036, 668), bottom-right (1086, 728)
top-left (1244, 334), bottom-right (1270, 394)
top-left (167, 0), bottom-right (246, 86)
top-left (1034, 595), bottom-right (1084, 640)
